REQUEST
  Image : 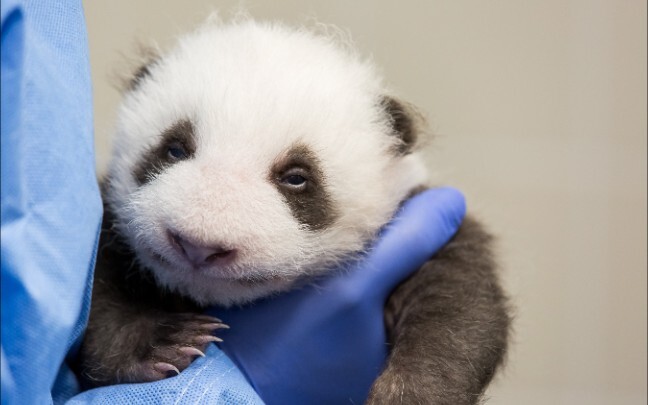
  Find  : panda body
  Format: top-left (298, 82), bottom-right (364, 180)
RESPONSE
top-left (80, 19), bottom-right (510, 404)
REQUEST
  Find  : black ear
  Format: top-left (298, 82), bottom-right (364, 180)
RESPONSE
top-left (128, 60), bottom-right (155, 91)
top-left (382, 96), bottom-right (420, 155)
top-left (115, 45), bottom-right (160, 93)
top-left (127, 53), bottom-right (159, 91)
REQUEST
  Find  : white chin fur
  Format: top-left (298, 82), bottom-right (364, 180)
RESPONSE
top-left (106, 18), bottom-right (429, 306)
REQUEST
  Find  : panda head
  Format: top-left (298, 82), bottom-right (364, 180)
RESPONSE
top-left (105, 20), bottom-right (429, 306)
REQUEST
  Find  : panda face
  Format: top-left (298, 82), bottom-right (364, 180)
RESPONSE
top-left (105, 20), bottom-right (428, 306)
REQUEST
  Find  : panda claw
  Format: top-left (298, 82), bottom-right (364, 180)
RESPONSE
top-left (179, 346), bottom-right (205, 357)
top-left (201, 323), bottom-right (229, 330)
top-left (195, 335), bottom-right (223, 344)
top-left (154, 362), bottom-right (180, 376)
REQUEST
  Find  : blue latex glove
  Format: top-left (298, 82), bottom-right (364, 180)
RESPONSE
top-left (213, 187), bottom-right (466, 404)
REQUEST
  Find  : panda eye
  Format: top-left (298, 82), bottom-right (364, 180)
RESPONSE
top-left (280, 169), bottom-right (308, 189)
top-left (167, 142), bottom-right (188, 160)
top-left (284, 174), bottom-right (306, 186)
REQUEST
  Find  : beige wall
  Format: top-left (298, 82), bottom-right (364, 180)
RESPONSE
top-left (83, 1), bottom-right (647, 403)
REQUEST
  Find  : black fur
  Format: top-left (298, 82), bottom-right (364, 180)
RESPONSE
top-left (270, 144), bottom-right (337, 231)
top-left (133, 119), bottom-right (196, 186)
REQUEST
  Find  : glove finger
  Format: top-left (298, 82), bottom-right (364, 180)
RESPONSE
top-left (355, 187), bottom-right (466, 296)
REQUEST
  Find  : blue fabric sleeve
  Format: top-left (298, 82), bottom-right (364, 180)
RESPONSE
top-left (1, 1), bottom-right (102, 404)
top-left (67, 345), bottom-right (264, 405)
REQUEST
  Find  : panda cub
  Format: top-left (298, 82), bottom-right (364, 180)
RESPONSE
top-left (80, 19), bottom-right (510, 404)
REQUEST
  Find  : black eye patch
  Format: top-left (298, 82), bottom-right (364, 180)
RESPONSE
top-left (270, 144), bottom-right (337, 231)
top-left (133, 120), bottom-right (196, 186)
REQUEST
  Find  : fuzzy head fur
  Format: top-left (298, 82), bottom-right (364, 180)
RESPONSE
top-left (105, 19), bottom-right (429, 306)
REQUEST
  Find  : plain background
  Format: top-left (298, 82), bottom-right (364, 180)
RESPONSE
top-left (83, 1), bottom-right (647, 404)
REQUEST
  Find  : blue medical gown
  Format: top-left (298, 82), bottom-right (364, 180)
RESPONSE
top-left (0, 1), bottom-right (262, 403)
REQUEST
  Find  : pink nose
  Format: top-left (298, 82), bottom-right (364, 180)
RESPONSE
top-left (169, 232), bottom-right (236, 266)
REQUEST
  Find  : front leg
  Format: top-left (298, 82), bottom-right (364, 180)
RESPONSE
top-left (77, 240), bottom-right (227, 386)
top-left (79, 296), bottom-right (225, 386)
top-left (369, 217), bottom-right (511, 404)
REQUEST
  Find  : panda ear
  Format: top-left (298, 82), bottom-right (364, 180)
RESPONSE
top-left (128, 56), bottom-right (158, 91)
top-left (382, 96), bottom-right (423, 155)
top-left (114, 45), bottom-right (160, 93)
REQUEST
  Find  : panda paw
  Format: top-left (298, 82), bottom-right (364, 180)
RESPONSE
top-left (136, 313), bottom-right (228, 381)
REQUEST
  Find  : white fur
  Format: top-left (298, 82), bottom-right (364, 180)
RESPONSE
top-left (106, 19), bottom-right (428, 306)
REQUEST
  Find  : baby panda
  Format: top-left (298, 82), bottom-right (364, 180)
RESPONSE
top-left (79, 19), bottom-right (510, 404)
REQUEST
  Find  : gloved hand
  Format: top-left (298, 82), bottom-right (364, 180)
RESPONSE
top-left (212, 187), bottom-right (466, 404)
